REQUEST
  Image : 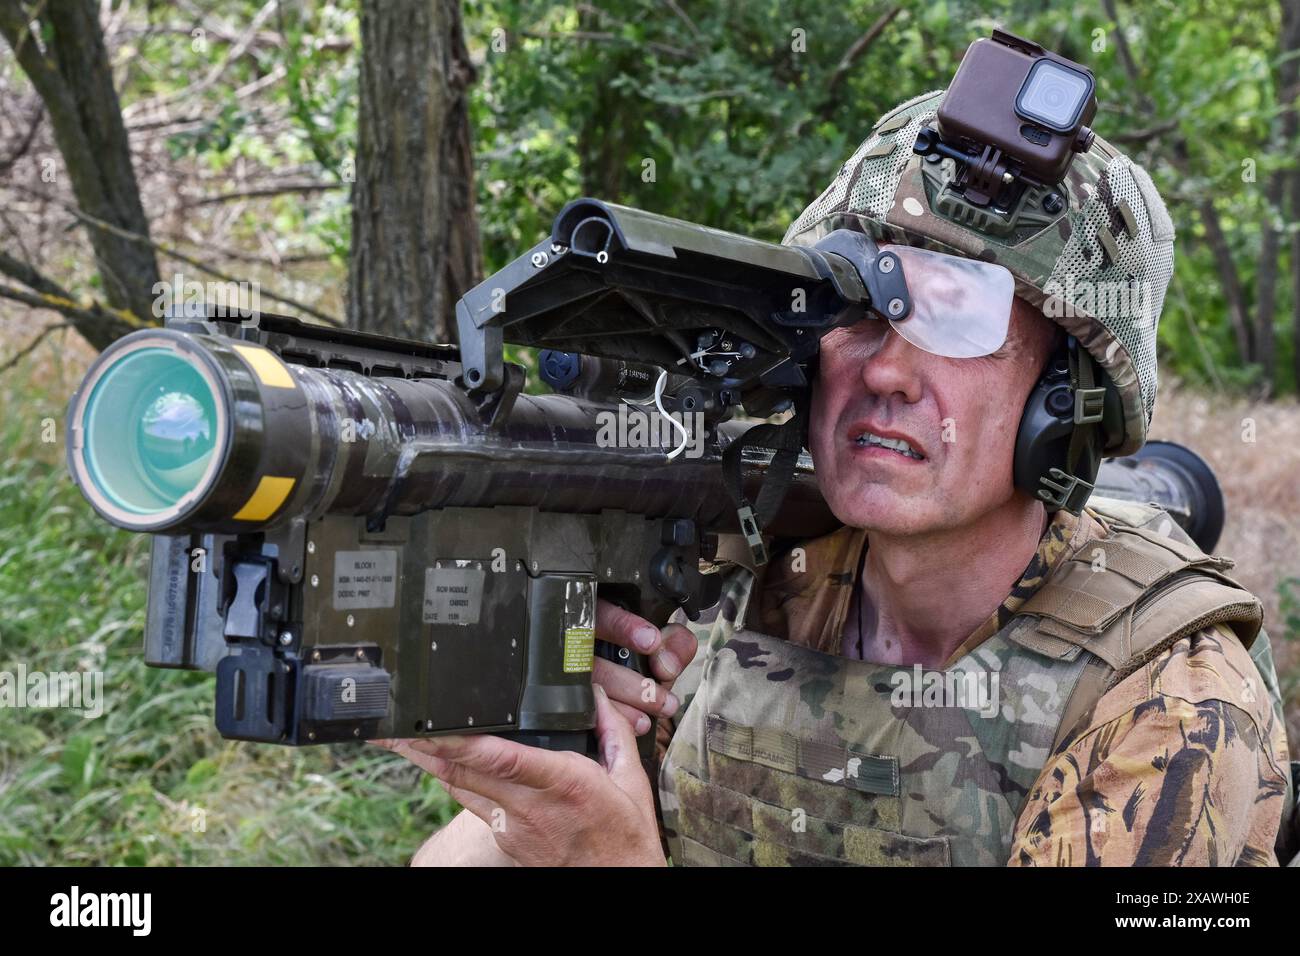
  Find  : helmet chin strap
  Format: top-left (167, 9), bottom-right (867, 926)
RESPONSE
top-left (1013, 335), bottom-right (1109, 515)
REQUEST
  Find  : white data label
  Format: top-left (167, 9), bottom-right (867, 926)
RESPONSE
top-left (423, 566), bottom-right (486, 625)
top-left (333, 550), bottom-right (398, 610)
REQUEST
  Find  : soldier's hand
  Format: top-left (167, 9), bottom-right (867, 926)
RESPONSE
top-left (593, 598), bottom-right (695, 735)
top-left (376, 685), bottom-right (665, 866)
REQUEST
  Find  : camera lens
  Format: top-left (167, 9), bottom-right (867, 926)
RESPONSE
top-left (1016, 60), bottom-right (1093, 132)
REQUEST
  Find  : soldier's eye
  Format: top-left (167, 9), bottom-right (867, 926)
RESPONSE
top-left (852, 320), bottom-right (889, 347)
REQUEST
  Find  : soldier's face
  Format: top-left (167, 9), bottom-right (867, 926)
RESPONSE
top-left (810, 293), bottom-right (1055, 536)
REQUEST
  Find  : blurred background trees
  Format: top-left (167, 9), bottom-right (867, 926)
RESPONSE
top-left (0, 0), bottom-right (1297, 392)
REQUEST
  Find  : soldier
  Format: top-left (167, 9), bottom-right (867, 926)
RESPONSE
top-left (377, 89), bottom-right (1296, 867)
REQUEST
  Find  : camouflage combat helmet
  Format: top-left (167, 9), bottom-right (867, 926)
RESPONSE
top-left (782, 89), bottom-right (1175, 457)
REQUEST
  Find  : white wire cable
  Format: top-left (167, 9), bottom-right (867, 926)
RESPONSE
top-left (655, 370), bottom-right (692, 460)
top-left (678, 348), bottom-right (742, 373)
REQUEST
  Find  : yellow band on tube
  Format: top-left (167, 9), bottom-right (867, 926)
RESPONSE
top-left (232, 475), bottom-right (295, 522)
top-left (233, 344), bottom-right (296, 389)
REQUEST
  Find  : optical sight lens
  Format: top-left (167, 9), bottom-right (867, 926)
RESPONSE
top-left (81, 348), bottom-right (218, 515)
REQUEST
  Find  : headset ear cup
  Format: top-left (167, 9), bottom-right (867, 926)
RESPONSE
top-left (1013, 348), bottom-right (1076, 507)
top-left (1014, 338), bottom-right (1112, 512)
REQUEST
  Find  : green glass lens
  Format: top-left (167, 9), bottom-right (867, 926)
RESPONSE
top-left (81, 348), bottom-right (219, 515)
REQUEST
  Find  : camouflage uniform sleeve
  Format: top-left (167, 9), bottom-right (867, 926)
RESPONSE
top-left (1008, 624), bottom-right (1291, 867)
top-left (654, 563), bottom-right (754, 764)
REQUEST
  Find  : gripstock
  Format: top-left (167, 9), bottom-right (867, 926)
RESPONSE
top-left (64, 200), bottom-right (1221, 752)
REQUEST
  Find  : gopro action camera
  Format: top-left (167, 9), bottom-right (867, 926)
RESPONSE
top-left (934, 28), bottom-right (1097, 189)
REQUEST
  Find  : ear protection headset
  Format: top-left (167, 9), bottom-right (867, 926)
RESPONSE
top-left (1012, 334), bottom-right (1122, 514)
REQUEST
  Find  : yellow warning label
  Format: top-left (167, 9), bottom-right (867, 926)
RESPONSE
top-left (233, 343), bottom-right (296, 389)
top-left (562, 625), bottom-right (595, 674)
top-left (233, 475), bottom-right (296, 521)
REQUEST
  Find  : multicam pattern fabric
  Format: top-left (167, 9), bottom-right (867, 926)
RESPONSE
top-left (657, 506), bottom-right (1291, 866)
top-left (782, 90), bottom-right (1175, 456)
top-left (660, 617), bottom-right (1094, 865)
top-left (1009, 624), bottom-right (1292, 866)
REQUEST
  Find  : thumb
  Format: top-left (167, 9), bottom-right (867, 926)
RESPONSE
top-left (593, 683), bottom-right (647, 794)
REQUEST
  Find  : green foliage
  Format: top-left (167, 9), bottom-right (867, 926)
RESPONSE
top-left (104, 1), bottom-right (1297, 391)
top-left (0, 367), bottom-right (454, 865)
top-left (277, 3), bottom-right (360, 182)
top-left (165, 100), bottom-right (255, 160)
top-left (464, 0), bottom-right (1297, 388)
top-left (121, 1), bottom-right (359, 263)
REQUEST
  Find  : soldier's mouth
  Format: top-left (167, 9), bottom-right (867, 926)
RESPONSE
top-left (852, 430), bottom-right (925, 461)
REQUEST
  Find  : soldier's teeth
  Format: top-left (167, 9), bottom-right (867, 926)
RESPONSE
top-left (855, 432), bottom-right (922, 459)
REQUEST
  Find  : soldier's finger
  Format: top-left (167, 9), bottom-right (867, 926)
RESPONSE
top-left (593, 656), bottom-right (679, 719)
top-left (595, 598), bottom-right (661, 655)
top-left (439, 781), bottom-right (504, 830)
top-left (609, 699), bottom-right (652, 735)
top-left (406, 732), bottom-right (579, 792)
top-left (649, 622), bottom-right (698, 682)
top-left (400, 741), bottom-right (544, 813)
top-left (594, 685), bottom-right (654, 801)
top-left (381, 738), bottom-right (449, 778)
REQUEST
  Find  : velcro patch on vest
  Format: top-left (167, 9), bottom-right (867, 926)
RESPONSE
top-left (1086, 538), bottom-right (1171, 586)
top-left (671, 766), bottom-right (950, 867)
top-left (1019, 525), bottom-right (1247, 653)
top-left (706, 714), bottom-right (899, 796)
top-left (1019, 527), bottom-right (1198, 634)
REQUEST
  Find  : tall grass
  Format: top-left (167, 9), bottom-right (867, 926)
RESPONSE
top-left (0, 339), bottom-right (454, 865)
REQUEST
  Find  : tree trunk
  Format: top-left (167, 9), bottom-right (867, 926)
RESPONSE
top-left (347, 0), bottom-right (480, 343)
top-left (1195, 194), bottom-right (1256, 366)
top-left (0, 0), bottom-right (159, 348)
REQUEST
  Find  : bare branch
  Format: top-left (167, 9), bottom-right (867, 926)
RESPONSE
top-left (0, 276), bottom-right (142, 344)
top-left (159, 231), bottom-right (331, 266)
top-left (786, 5), bottom-right (903, 143)
top-left (10, 183), bottom-right (343, 327)
top-left (661, 0), bottom-right (703, 44)
top-left (825, 6), bottom-right (904, 103)
top-left (0, 247), bottom-right (74, 300)
top-left (121, 0), bottom-right (281, 119)
top-left (518, 29), bottom-right (689, 59)
top-left (187, 181), bottom-right (343, 207)
top-left (0, 103), bottom-right (43, 175)
top-left (0, 318), bottom-right (70, 372)
top-left (1106, 116), bottom-right (1181, 144)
